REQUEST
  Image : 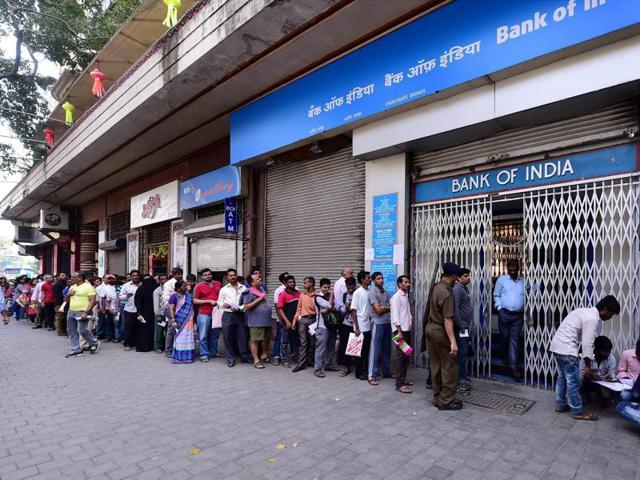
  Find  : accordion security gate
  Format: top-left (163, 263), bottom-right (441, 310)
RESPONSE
top-left (411, 176), bottom-right (640, 388)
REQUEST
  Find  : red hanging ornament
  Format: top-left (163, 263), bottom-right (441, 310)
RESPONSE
top-left (90, 68), bottom-right (106, 97)
top-left (43, 127), bottom-right (54, 148)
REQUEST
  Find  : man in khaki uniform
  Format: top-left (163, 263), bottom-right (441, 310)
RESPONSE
top-left (426, 262), bottom-right (462, 410)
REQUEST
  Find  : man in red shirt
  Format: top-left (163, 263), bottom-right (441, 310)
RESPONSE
top-left (40, 274), bottom-right (57, 331)
top-left (276, 275), bottom-right (301, 368)
top-left (193, 268), bottom-right (223, 362)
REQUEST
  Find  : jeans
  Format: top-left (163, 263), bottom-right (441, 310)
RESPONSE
top-left (457, 330), bottom-right (469, 382)
top-left (369, 323), bottom-right (392, 380)
top-left (554, 353), bottom-right (583, 415)
top-left (67, 311), bottom-right (98, 353)
top-left (272, 323), bottom-right (283, 358)
top-left (115, 310), bottom-right (125, 342)
top-left (498, 309), bottom-right (524, 370)
top-left (618, 377), bottom-right (640, 426)
top-left (97, 312), bottom-right (115, 340)
top-left (222, 312), bottom-right (250, 362)
top-left (196, 314), bottom-right (221, 359)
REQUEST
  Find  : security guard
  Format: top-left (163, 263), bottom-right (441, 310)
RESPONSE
top-left (426, 262), bottom-right (462, 410)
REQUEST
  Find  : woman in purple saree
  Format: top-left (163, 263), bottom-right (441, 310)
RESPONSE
top-left (168, 281), bottom-right (195, 364)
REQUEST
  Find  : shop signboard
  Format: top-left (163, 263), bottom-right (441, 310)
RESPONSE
top-left (130, 181), bottom-right (179, 228)
top-left (224, 198), bottom-right (238, 233)
top-left (180, 166), bottom-right (241, 210)
top-left (230, 0), bottom-right (640, 164)
top-left (127, 232), bottom-right (139, 272)
top-left (415, 143), bottom-right (638, 203)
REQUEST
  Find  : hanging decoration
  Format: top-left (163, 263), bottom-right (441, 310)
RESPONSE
top-left (43, 128), bottom-right (54, 148)
top-left (62, 102), bottom-right (75, 125)
top-left (162, 0), bottom-right (181, 28)
top-left (90, 68), bottom-right (106, 97)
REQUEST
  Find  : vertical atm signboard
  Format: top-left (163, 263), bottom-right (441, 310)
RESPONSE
top-left (224, 198), bottom-right (238, 234)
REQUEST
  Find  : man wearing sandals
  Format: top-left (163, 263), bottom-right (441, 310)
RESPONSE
top-left (550, 295), bottom-right (620, 421)
top-left (391, 275), bottom-right (413, 394)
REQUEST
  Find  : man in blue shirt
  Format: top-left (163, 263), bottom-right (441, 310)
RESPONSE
top-left (493, 259), bottom-right (525, 379)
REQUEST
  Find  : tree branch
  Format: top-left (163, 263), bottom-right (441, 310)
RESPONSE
top-left (13, 7), bottom-right (84, 38)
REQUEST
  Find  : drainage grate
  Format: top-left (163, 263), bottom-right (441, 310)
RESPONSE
top-left (457, 389), bottom-right (535, 415)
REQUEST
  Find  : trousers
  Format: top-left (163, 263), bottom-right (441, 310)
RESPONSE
top-left (554, 353), bottom-right (583, 415)
top-left (297, 316), bottom-right (316, 366)
top-left (426, 322), bottom-right (459, 406)
top-left (498, 309), bottom-right (524, 370)
top-left (123, 311), bottom-right (138, 348)
top-left (280, 324), bottom-right (299, 364)
top-left (395, 330), bottom-right (412, 389)
top-left (354, 330), bottom-right (372, 378)
top-left (67, 311), bottom-right (98, 353)
top-left (97, 312), bottom-right (115, 340)
top-left (369, 323), bottom-right (392, 379)
top-left (222, 312), bottom-right (250, 362)
top-left (44, 303), bottom-right (56, 330)
top-left (338, 323), bottom-right (353, 367)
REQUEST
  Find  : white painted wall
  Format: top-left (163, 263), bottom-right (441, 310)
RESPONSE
top-left (354, 35), bottom-right (640, 156)
top-left (364, 153), bottom-right (408, 278)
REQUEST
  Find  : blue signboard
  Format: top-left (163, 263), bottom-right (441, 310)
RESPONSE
top-left (415, 144), bottom-right (638, 203)
top-left (373, 193), bottom-right (397, 259)
top-left (230, 0), bottom-right (640, 164)
top-left (180, 166), bottom-right (241, 210)
top-left (371, 261), bottom-right (397, 295)
top-left (224, 198), bottom-right (238, 233)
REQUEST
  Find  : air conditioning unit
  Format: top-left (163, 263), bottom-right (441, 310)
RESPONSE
top-left (39, 208), bottom-right (70, 231)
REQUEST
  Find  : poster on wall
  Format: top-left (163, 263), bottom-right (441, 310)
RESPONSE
top-left (130, 181), bottom-right (179, 228)
top-left (373, 193), bottom-right (397, 259)
top-left (127, 231), bottom-right (139, 272)
top-left (171, 220), bottom-right (186, 271)
top-left (97, 231), bottom-right (106, 277)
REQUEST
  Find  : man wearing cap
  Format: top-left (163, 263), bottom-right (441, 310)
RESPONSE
top-left (96, 274), bottom-right (117, 342)
top-left (425, 262), bottom-right (462, 410)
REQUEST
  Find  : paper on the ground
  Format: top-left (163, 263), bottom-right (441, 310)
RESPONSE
top-left (393, 244), bottom-right (404, 265)
top-left (594, 380), bottom-right (632, 392)
top-left (364, 248), bottom-right (375, 261)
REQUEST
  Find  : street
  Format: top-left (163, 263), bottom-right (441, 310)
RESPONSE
top-left (1, 320), bottom-right (638, 480)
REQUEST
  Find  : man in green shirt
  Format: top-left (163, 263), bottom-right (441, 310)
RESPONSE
top-left (426, 262), bottom-right (462, 410)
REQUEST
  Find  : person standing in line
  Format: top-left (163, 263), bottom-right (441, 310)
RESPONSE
top-left (292, 277), bottom-right (318, 373)
top-left (114, 276), bottom-right (127, 343)
top-left (40, 274), bottom-right (57, 332)
top-left (338, 277), bottom-right (357, 377)
top-left (153, 276), bottom-right (167, 353)
top-left (119, 270), bottom-right (141, 351)
top-left (186, 274), bottom-right (197, 293)
top-left (272, 272), bottom-right (289, 366)
top-left (64, 272), bottom-right (100, 358)
top-left (193, 268), bottom-right (223, 363)
top-left (53, 273), bottom-right (68, 336)
top-left (241, 272), bottom-right (272, 369)
top-left (426, 262), bottom-right (462, 411)
top-left (276, 275), bottom-right (301, 368)
top-left (334, 268), bottom-right (353, 364)
top-left (368, 272), bottom-right (393, 386)
top-left (13, 276), bottom-right (28, 320)
top-left (549, 295), bottom-right (620, 421)
top-left (163, 268), bottom-right (183, 357)
top-left (218, 268), bottom-right (250, 367)
top-left (168, 280), bottom-right (195, 364)
top-left (134, 276), bottom-right (158, 353)
top-left (313, 278), bottom-right (336, 378)
top-left (453, 268), bottom-right (472, 392)
top-left (96, 274), bottom-right (117, 342)
top-left (391, 275), bottom-right (413, 394)
top-left (31, 276), bottom-right (45, 329)
top-left (351, 271), bottom-right (373, 381)
top-left (493, 259), bottom-right (526, 380)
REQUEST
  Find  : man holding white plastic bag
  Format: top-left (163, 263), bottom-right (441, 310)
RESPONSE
top-left (350, 271), bottom-right (372, 381)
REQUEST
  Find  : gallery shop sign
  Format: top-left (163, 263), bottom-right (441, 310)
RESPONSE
top-left (130, 181), bottom-right (179, 228)
top-left (180, 166), bottom-right (241, 210)
top-left (414, 144), bottom-right (638, 203)
top-left (230, 0), bottom-right (640, 164)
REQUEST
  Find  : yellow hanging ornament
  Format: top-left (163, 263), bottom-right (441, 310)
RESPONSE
top-left (62, 102), bottom-right (75, 125)
top-left (162, 0), bottom-right (181, 28)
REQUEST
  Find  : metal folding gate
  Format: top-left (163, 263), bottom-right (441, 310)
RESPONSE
top-left (411, 176), bottom-right (640, 388)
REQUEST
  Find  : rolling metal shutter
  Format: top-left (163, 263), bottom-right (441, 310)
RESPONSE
top-left (265, 147), bottom-right (365, 291)
top-left (412, 101), bottom-right (639, 184)
top-left (194, 237), bottom-right (237, 274)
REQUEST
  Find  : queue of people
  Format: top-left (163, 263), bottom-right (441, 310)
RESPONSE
top-left (1, 262), bottom-right (639, 427)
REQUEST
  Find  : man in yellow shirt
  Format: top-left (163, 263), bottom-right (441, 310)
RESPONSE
top-left (64, 272), bottom-right (100, 358)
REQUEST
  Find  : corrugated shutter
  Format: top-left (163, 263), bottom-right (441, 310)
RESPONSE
top-left (194, 237), bottom-right (237, 274)
top-left (412, 101), bottom-right (639, 182)
top-left (266, 147), bottom-right (365, 291)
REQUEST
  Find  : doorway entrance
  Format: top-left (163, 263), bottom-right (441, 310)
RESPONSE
top-left (411, 176), bottom-right (640, 388)
top-left (144, 243), bottom-right (169, 277)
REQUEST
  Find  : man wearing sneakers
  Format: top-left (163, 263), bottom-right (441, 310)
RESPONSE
top-left (64, 272), bottom-right (100, 358)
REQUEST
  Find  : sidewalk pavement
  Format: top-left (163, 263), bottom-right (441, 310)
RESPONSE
top-left (0, 319), bottom-right (639, 480)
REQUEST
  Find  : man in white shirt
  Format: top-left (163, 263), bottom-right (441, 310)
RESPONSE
top-left (218, 268), bottom-right (249, 367)
top-left (391, 275), bottom-right (413, 394)
top-left (351, 271), bottom-right (372, 381)
top-left (549, 295), bottom-right (620, 421)
top-left (333, 267), bottom-right (353, 315)
top-left (96, 274), bottom-right (117, 342)
top-left (118, 270), bottom-right (141, 351)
